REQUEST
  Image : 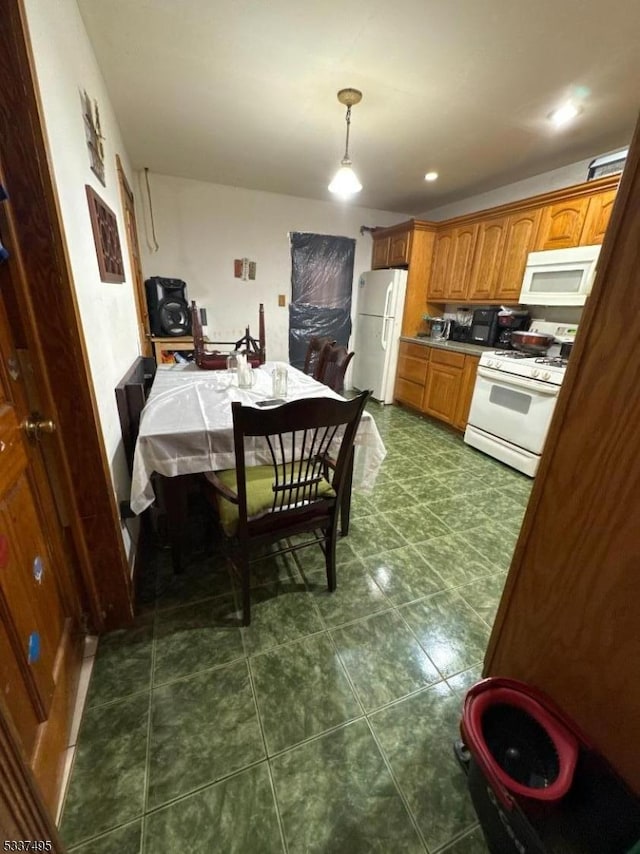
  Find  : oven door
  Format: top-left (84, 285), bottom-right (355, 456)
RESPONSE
top-left (467, 366), bottom-right (560, 454)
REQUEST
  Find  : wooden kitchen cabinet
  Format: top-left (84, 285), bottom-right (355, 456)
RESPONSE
top-left (447, 224), bottom-right (478, 300)
top-left (394, 341), bottom-right (430, 409)
top-left (535, 197), bottom-right (590, 250)
top-left (580, 189), bottom-right (618, 245)
top-left (428, 224), bottom-right (478, 301)
top-left (467, 216), bottom-right (508, 300)
top-left (388, 229), bottom-right (412, 265)
top-left (369, 221), bottom-right (437, 338)
top-left (395, 342), bottom-right (479, 432)
top-left (371, 225), bottom-right (412, 268)
top-left (427, 230), bottom-right (453, 300)
top-left (423, 349), bottom-right (466, 424)
top-left (453, 355), bottom-right (480, 430)
top-left (371, 235), bottom-right (390, 269)
top-left (496, 207), bottom-right (544, 301)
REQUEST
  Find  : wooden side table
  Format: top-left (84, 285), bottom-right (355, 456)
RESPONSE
top-left (150, 336), bottom-right (195, 363)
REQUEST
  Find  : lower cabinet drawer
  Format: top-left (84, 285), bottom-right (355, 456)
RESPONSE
top-left (429, 348), bottom-right (466, 369)
top-left (394, 377), bottom-right (425, 409)
top-left (400, 342), bottom-right (430, 361)
top-left (397, 354), bottom-right (429, 385)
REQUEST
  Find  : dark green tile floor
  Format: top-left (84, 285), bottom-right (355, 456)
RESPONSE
top-left (61, 403), bottom-right (532, 853)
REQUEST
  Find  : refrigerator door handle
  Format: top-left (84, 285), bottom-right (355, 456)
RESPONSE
top-left (380, 283), bottom-right (394, 350)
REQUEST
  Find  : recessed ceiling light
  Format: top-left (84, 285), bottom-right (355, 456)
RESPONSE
top-left (548, 101), bottom-right (580, 128)
top-left (424, 171), bottom-right (438, 182)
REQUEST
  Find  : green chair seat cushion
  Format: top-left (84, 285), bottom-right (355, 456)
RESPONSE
top-left (215, 463), bottom-right (336, 536)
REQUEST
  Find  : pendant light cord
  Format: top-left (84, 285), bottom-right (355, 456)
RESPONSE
top-left (144, 167), bottom-right (159, 252)
top-left (343, 106), bottom-right (352, 162)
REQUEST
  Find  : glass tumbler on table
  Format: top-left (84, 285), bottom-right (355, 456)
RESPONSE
top-left (272, 365), bottom-right (288, 398)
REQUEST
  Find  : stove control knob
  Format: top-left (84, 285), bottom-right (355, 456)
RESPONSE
top-left (531, 369), bottom-right (540, 378)
top-left (542, 371), bottom-right (551, 380)
top-left (487, 359), bottom-right (494, 368)
top-left (495, 361), bottom-right (501, 370)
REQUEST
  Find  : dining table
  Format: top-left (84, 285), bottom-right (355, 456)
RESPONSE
top-left (130, 360), bottom-right (387, 570)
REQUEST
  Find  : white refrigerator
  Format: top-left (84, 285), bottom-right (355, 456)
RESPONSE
top-left (351, 269), bottom-right (407, 404)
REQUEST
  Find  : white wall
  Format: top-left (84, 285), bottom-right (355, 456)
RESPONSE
top-left (136, 172), bottom-right (408, 361)
top-left (23, 0), bottom-right (142, 560)
top-left (420, 155), bottom-right (613, 221)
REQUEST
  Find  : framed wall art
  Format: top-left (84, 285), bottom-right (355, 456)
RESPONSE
top-left (82, 89), bottom-right (105, 186)
top-left (85, 185), bottom-right (125, 283)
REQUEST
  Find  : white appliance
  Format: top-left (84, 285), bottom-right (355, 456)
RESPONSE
top-left (519, 245), bottom-right (600, 306)
top-left (464, 322), bottom-right (578, 477)
top-left (351, 269), bottom-right (407, 404)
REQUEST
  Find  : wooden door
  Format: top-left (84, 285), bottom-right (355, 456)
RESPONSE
top-left (580, 189), bottom-right (618, 245)
top-left (484, 120), bottom-right (640, 792)
top-left (371, 236), bottom-right (390, 269)
top-left (446, 224), bottom-right (478, 300)
top-left (497, 208), bottom-right (543, 302)
top-left (467, 217), bottom-right (507, 300)
top-left (117, 157), bottom-right (151, 356)
top-left (535, 198), bottom-right (590, 250)
top-left (0, 220), bottom-right (82, 814)
top-left (428, 230), bottom-right (453, 300)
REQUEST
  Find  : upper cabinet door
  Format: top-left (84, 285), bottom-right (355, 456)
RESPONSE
top-left (428, 230), bottom-right (453, 300)
top-left (388, 229), bottom-right (412, 266)
top-left (467, 217), bottom-right (507, 300)
top-left (580, 189), bottom-right (618, 245)
top-left (447, 224), bottom-right (479, 300)
top-left (497, 208), bottom-right (543, 302)
top-left (535, 198), bottom-right (590, 250)
top-left (371, 236), bottom-right (390, 269)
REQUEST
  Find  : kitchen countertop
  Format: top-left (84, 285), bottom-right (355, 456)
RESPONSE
top-left (400, 335), bottom-right (494, 357)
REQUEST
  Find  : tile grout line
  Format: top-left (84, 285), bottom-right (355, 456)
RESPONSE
top-left (432, 822), bottom-right (483, 853)
top-left (245, 652), bottom-right (289, 854)
top-left (363, 716), bottom-right (431, 853)
top-left (140, 610), bottom-right (159, 851)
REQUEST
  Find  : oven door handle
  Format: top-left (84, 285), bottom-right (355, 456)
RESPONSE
top-left (477, 366), bottom-right (560, 396)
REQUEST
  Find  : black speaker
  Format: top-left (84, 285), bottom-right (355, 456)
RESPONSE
top-left (145, 276), bottom-right (192, 337)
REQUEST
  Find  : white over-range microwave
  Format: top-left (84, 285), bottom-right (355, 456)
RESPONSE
top-left (519, 244), bottom-right (601, 306)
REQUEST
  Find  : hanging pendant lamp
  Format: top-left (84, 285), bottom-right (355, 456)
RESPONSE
top-left (328, 88), bottom-right (363, 198)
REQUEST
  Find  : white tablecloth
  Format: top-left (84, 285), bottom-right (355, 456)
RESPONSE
top-left (130, 361), bottom-right (386, 514)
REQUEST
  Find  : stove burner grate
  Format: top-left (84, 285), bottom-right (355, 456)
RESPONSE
top-left (535, 357), bottom-right (568, 368)
top-left (494, 351), bottom-right (532, 359)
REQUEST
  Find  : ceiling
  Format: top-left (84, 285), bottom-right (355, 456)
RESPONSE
top-left (77, 0), bottom-right (640, 214)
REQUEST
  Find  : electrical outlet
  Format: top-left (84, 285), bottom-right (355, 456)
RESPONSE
top-left (278, 294), bottom-right (286, 307)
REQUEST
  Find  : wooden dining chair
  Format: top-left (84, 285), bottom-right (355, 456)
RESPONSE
top-left (204, 391), bottom-right (370, 625)
top-left (316, 343), bottom-right (354, 394)
top-left (115, 356), bottom-right (157, 476)
top-left (303, 336), bottom-right (336, 379)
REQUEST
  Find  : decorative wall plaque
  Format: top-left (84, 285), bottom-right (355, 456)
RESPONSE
top-left (82, 90), bottom-right (105, 185)
top-left (85, 185), bottom-right (125, 283)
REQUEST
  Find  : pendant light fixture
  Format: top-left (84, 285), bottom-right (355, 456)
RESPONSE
top-left (328, 88), bottom-right (363, 198)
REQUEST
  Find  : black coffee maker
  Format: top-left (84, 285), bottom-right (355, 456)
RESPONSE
top-left (469, 307), bottom-right (501, 346)
top-left (496, 310), bottom-right (530, 349)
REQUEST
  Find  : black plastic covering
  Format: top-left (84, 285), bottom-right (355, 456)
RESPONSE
top-left (288, 304), bottom-right (353, 372)
top-left (289, 232), bottom-right (355, 370)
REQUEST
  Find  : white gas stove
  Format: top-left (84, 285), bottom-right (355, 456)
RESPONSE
top-left (479, 351), bottom-right (568, 386)
top-left (465, 322), bottom-right (578, 477)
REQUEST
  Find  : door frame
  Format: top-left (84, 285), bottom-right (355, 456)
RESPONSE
top-left (1, 0), bottom-right (133, 835)
top-left (117, 155), bottom-right (152, 357)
